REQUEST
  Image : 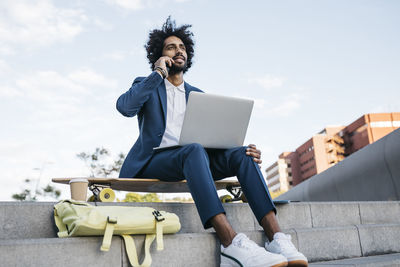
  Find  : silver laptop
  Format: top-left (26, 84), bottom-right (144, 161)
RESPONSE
top-left (154, 91), bottom-right (254, 150)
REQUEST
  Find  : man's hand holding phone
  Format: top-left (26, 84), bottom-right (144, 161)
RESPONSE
top-left (154, 56), bottom-right (174, 78)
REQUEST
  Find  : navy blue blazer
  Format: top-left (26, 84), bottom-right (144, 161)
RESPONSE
top-left (116, 71), bottom-right (204, 178)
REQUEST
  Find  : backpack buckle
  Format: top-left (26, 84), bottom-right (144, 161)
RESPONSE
top-left (107, 216), bottom-right (117, 224)
top-left (152, 210), bottom-right (165, 222)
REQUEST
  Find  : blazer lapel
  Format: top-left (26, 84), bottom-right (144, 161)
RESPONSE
top-left (158, 81), bottom-right (167, 123)
top-left (184, 82), bottom-right (192, 103)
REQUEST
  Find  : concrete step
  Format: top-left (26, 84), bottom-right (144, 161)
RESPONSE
top-left (311, 253), bottom-right (400, 267)
top-left (1, 224), bottom-right (400, 266)
top-left (1, 201), bottom-right (399, 239)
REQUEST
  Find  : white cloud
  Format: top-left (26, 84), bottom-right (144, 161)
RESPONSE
top-left (0, 0), bottom-right (88, 52)
top-left (0, 59), bottom-right (11, 74)
top-left (92, 18), bottom-right (113, 31)
top-left (269, 93), bottom-right (302, 116)
top-left (0, 85), bottom-right (23, 98)
top-left (234, 94), bottom-right (266, 109)
top-left (248, 74), bottom-right (286, 90)
top-left (100, 47), bottom-right (145, 61)
top-left (107, 0), bottom-right (144, 10)
top-left (253, 98), bottom-right (266, 109)
top-left (3, 68), bottom-right (118, 117)
top-left (15, 70), bottom-right (88, 103)
top-left (68, 68), bottom-right (118, 88)
top-left (106, 0), bottom-right (190, 10)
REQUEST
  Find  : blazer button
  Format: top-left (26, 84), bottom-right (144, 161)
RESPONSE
top-left (157, 133), bottom-right (162, 137)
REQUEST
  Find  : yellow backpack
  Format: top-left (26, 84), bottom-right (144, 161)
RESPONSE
top-left (54, 200), bottom-right (181, 267)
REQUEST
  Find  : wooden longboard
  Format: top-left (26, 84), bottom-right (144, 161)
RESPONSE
top-left (52, 177), bottom-right (291, 204)
top-left (52, 177), bottom-right (241, 193)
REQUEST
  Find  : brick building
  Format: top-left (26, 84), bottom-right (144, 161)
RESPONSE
top-left (265, 113), bottom-right (400, 193)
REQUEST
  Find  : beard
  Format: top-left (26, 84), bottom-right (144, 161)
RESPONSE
top-left (169, 61), bottom-right (187, 74)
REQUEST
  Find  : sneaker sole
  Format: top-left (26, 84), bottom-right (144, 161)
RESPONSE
top-left (221, 255), bottom-right (288, 267)
top-left (271, 262), bottom-right (289, 267)
top-left (220, 261), bottom-right (288, 267)
top-left (287, 260), bottom-right (308, 267)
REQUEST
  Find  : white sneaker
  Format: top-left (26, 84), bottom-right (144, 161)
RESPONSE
top-left (221, 233), bottom-right (288, 267)
top-left (265, 233), bottom-right (308, 267)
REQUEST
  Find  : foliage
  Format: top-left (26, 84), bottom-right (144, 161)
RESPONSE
top-left (12, 179), bottom-right (61, 201)
top-left (170, 196), bottom-right (194, 203)
top-left (77, 147), bottom-right (125, 177)
top-left (123, 192), bottom-right (161, 202)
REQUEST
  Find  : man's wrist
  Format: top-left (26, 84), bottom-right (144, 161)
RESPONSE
top-left (155, 69), bottom-right (164, 78)
top-left (155, 66), bottom-right (167, 79)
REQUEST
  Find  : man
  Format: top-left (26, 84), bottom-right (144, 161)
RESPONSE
top-left (117, 17), bottom-right (308, 267)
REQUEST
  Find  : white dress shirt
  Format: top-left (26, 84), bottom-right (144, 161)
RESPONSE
top-left (159, 78), bottom-right (186, 147)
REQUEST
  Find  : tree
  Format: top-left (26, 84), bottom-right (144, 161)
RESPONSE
top-left (77, 147), bottom-right (125, 177)
top-left (141, 193), bottom-right (161, 202)
top-left (123, 192), bottom-right (161, 202)
top-left (123, 193), bottom-right (143, 202)
top-left (12, 179), bottom-right (61, 201)
top-left (76, 148), bottom-right (165, 202)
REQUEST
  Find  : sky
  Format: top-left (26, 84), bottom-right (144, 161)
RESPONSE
top-left (0, 0), bottom-right (399, 200)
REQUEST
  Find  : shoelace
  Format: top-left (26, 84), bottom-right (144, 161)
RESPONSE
top-left (234, 234), bottom-right (264, 253)
top-left (275, 234), bottom-right (296, 252)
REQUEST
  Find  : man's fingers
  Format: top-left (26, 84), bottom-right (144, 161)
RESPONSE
top-left (253, 158), bottom-right (262, 164)
top-left (246, 151), bottom-right (261, 158)
top-left (246, 148), bottom-right (261, 155)
top-left (163, 56), bottom-right (174, 67)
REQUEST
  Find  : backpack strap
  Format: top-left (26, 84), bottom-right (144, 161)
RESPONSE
top-left (100, 216), bottom-right (117, 251)
top-left (155, 221), bottom-right (164, 250)
top-left (122, 234), bottom-right (156, 267)
top-left (53, 207), bottom-right (69, 238)
top-left (152, 210), bottom-right (165, 251)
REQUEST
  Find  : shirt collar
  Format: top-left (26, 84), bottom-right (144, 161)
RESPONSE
top-left (164, 78), bottom-right (185, 93)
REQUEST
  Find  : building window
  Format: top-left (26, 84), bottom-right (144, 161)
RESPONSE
top-left (370, 121), bottom-right (395, 128)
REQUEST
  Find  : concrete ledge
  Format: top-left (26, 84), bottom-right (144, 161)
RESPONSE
top-left (358, 224), bottom-right (400, 256)
top-left (297, 226), bottom-right (362, 262)
top-left (1, 201), bottom-right (400, 240)
top-left (359, 202), bottom-right (400, 225)
top-left (124, 230), bottom-right (298, 267)
top-left (310, 202), bottom-right (361, 227)
top-left (122, 232), bottom-right (219, 267)
top-left (0, 237), bottom-right (122, 267)
top-left (0, 202), bottom-right (58, 239)
top-left (276, 202), bottom-right (312, 229)
top-left (311, 252), bottom-right (400, 266)
top-left (1, 227), bottom-right (399, 266)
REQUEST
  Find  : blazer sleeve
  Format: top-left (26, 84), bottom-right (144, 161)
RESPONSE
top-left (116, 71), bottom-right (164, 117)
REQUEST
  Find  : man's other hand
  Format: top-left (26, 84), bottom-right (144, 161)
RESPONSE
top-left (246, 144), bottom-right (262, 167)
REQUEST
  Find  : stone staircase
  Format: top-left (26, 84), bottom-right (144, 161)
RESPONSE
top-left (0, 201), bottom-right (399, 266)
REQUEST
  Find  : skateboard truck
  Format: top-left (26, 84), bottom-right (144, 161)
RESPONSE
top-left (223, 185), bottom-right (246, 202)
top-left (88, 184), bottom-right (115, 202)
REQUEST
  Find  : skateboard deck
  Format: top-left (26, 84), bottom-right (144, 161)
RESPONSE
top-left (52, 177), bottom-right (240, 193)
top-left (52, 177), bottom-right (291, 204)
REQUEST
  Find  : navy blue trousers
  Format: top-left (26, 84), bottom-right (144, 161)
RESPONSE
top-left (137, 143), bottom-right (276, 229)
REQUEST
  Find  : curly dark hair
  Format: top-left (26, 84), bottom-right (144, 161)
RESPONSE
top-left (145, 16), bottom-right (195, 73)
